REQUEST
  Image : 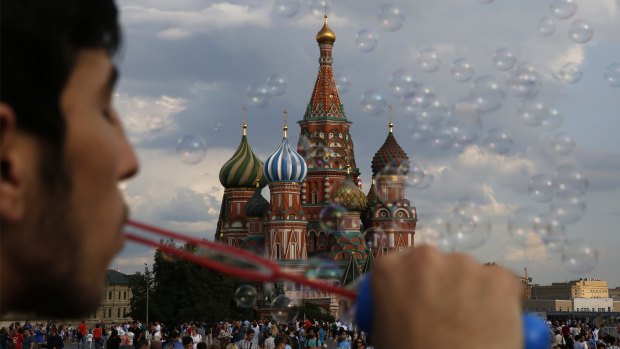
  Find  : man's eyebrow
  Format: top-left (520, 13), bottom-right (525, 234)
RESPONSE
top-left (104, 65), bottom-right (119, 96)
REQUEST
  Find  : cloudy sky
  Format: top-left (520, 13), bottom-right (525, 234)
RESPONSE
top-left (114, 0), bottom-right (620, 288)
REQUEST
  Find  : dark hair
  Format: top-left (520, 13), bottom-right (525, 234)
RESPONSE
top-left (196, 343), bottom-right (207, 349)
top-left (1, 0), bottom-right (121, 163)
top-left (274, 336), bottom-right (285, 347)
top-left (181, 336), bottom-right (193, 346)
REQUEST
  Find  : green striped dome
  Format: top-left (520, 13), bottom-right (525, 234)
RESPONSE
top-left (219, 135), bottom-right (265, 188)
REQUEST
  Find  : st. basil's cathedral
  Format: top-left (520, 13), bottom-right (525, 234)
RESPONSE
top-left (215, 16), bottom-right (417, 302)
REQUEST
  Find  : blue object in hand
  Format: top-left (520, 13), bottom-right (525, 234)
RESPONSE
top-left (355, 274), bottom-right (550, 349)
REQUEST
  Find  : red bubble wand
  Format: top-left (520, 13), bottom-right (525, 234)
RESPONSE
top-left (125, 219), bottom-right (357, 299)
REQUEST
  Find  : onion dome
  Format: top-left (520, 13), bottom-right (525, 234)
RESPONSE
top-left (219, 112), bottom-right (265, 188)
top-left (316, 16), bottom-right (336, 45)
top-left (333, 168), bottom-right (368, 212)
top-left (371, 108), bottom-right (410, 175)
top-left (264, 111), bottom-right (308, 183)
top-left (245, 181), bottom-right (269, 218)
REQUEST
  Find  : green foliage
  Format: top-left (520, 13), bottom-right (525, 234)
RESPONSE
top-left (299, 302), bottom-right (335, 323)
top-left (130, 241), bottom-right (258, 325)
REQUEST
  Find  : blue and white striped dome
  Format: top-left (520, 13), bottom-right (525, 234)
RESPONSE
top-left (264, 137), bottom-right (308, 182)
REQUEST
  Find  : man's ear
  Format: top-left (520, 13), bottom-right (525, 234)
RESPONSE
top-left (0, 102), bottom-right (30, 222)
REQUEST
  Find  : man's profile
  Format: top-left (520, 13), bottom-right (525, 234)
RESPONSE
top-left (1, 0), bottom-right (138, 316)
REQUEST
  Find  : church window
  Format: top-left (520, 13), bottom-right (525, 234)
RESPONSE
top-left (108, 308), bottom-right (112, 318)
top-left (118, 308), bottom-right (121, 318)
top-left (329, 133), bottom-right (334, 139)
top-left (289, 193), bottom-right (293, 207)
top-left (312, 190), bottom-right (319, 204)
top-left (109, 291), bottom-right (112, 300)
top-left (278, 194), bottom-right (282, 208)
top-left (275, 243), bottom-right (281, 259)
top-left (237, 202), bottom-right (241, 215)
top-left (124, 291), bottom-right (127, 300)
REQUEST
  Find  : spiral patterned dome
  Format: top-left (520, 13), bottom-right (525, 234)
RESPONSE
top-left (219, 134), bottom-right (265, 188)
top-left (371, 131), bottom-right (410, 175)
top-left (264, 136), bottom-right (308, 183)
top-left (333, 174), bottom-right (368, 212)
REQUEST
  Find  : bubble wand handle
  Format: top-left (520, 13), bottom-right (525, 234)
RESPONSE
top-left (354, 274), bottom-right (550, 349)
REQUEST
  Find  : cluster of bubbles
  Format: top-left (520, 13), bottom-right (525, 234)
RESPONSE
top-left (354, 4), bottom-right (406, 53)
top-left (176, 134), bottom-right (207, 164)
top-left (246, 74), bottom-right (289, 109)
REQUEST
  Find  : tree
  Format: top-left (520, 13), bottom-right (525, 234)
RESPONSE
top-left (299, 302), bottom-right (335, 323)
top-left (129, 241), bottom-right (257, 325)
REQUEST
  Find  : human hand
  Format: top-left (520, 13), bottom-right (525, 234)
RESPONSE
top-left (371, 245), bottom-right (522, 349)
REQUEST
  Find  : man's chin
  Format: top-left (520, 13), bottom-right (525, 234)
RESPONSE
top-left (17, 276), bottom-right (104, 318)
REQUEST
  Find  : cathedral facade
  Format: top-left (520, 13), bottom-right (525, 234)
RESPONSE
top-left (215, 16), bottom-right (417, 283)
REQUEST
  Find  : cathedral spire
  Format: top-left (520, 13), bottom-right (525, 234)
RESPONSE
top-left (283, 110), bottom-right (288, 138)
top-left (304, 14), bottom-right (344, 120)
top-left (388, 104), bottom-right (394, 133)
top-left (242, 105), bottom-right (248, 136)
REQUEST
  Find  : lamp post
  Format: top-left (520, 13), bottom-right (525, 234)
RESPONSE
top-left (144, 263), bottom-right (149, 328)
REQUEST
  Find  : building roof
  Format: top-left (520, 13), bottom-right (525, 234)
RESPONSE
top-left (340, 257), bottom-right (362, 286)
top-left (264, 125), bottom-right (308, 183)
top-left (219, 132), bottom-right (265, 189)
top-left (245, 187), bottom-right (270, 217)
top-left (371, 130), bottom-right (410, 175)
top-left (332, 173), bottom-right (368, 212)
top-left (106, 269), bottom-right (129, 285)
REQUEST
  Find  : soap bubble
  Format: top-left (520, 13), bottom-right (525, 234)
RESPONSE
top-left (547, 132), bottom-right (576, 156)
top-left (528, 174), bottom-right (555, 203)
top-left (493, 48), bottom-right (516, 71)
top-left (176, 134), bottom-right (207, 164)
top-left (540, 107), bottom-right (563, 131)
top-left (554, 63), bottom-right (583, 84)
top-left (305, 144), bottom-right (336, 168)
top-left (538, 17), bottom-right (556, 36)
top-left (507, 207), bottom-right (547, 246)
top-left (335, 74), bottom-right (351, 93)
top-left (267, 74), bottom-right (289, 96)
top-left (378, 4), bottom-right (405, 32)
top-left (374, 165), bottom-right (407, 204)
top-left (553, 164), bottom-right (588, 199)
top-left (414, 170), bottom-right (434, 189)
top-left (234, 285), bottom-right (257, 308)
top-left (562, 240), bottom-right (598, 274)
top-left (405, 160), bottom-right (426, 187)
top-left (309, 0), bottom-right (329, 17)
top-left (569, 20), bottom-right (593, 44)
top-left (273, 0), bottom-right (301, 17)
top-left (389, 69), bottom-right (416, 100)
top-left (604, 62), bottom-right (620, 87)
top-left (470, 75), bottom-right (506, 113)
top-left (550, 196), bottom-right (586, 225)
top-left (212, 122), bottom-right (223, 133)
top-left (270, 295), bottom-right (300, 324)
top-left (428, 126), bottom-right (453, 151)
top-left (246, 83), bottom-right (272, 108)
top-left (451, 97), bottom-right (481, 122)
top-left (550, 0), bottom-right (577, 19)
top-left (360, 89), bottom-right (388, 116)
top-left (444, 118), bottom-right (482, 148)
top-left (409, 122), bottom-right (433, 144)
top-left (517, 100), bottom-right (546, 127)
top-left (304, 258), bottom-right (341, 283)
top-left (482, 128), bottom-right (513, 155)
top-left (403, 84), bottom-right (436, 112)
top-left (451, 58), bottom-right (475, 83)
top-left (417, 47), bottom-right (441, 73)
top-left (446, 203), bottom-right (491, 250)
top-left (355, 29), bottom-right (378, 53)
top-left (415, 215), bottom-right (452, 251)
top-left (319, 203), bottom-right (348, 232)
top-left (363, 227), bottom-right (388, 251)
top-left (417, 100), bottom-right (448, 125)
top-left (507, 62), bottom-right (542, 98)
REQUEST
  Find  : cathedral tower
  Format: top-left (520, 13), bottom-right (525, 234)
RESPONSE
top-left (364, 109), bottom-right (417, 255)
top-left (216, 109), bottom-right (265, 247)
top-left (298, 16), bottom-right (359, 255)
top-left (263, 112), bottom-right (309, 260)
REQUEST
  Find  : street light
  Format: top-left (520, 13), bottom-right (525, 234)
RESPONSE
top-left (145, 263), bottom-right (149, 328)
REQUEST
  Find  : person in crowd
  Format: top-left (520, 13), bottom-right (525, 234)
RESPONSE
top-left (108, 330), bottom-right (121, 349)
top-left (273, 337), bottom-right (285, 349)
top-left (234, 331), bottom-right (254, 349)
top-left (263, 325), bottom-right (277, 349)
top-left (22, 329), bottom-right (34, 349)
top-left (304, 328), bottom-right (320, 349)
top-left (47, 329), bottom-right (64, 349)
top-left (352, 338), bottom-right (365, 349)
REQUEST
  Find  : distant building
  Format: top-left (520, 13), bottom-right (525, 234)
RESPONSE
top-left (531, 278), bottom-right (609, 300)
top-left (524, 298), bottom-right (614, 313)
top-left (86, 269), bottom-right (132, 326)
top-left (609, 286), bottom-right (620, 300)
top-left (0, 270), bottom-right (132, 327)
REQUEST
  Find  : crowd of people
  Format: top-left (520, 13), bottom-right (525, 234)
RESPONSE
top-left (2, 318), bottom-right (620, 349)
top-left (547, 319), bottom-right (620, 349)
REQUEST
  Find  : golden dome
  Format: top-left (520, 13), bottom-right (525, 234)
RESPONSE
top-left (316, 16), bottom-right (336, 44)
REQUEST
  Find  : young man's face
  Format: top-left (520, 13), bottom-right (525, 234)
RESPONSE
top-left (0, 49), bottom-right (138, 316)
